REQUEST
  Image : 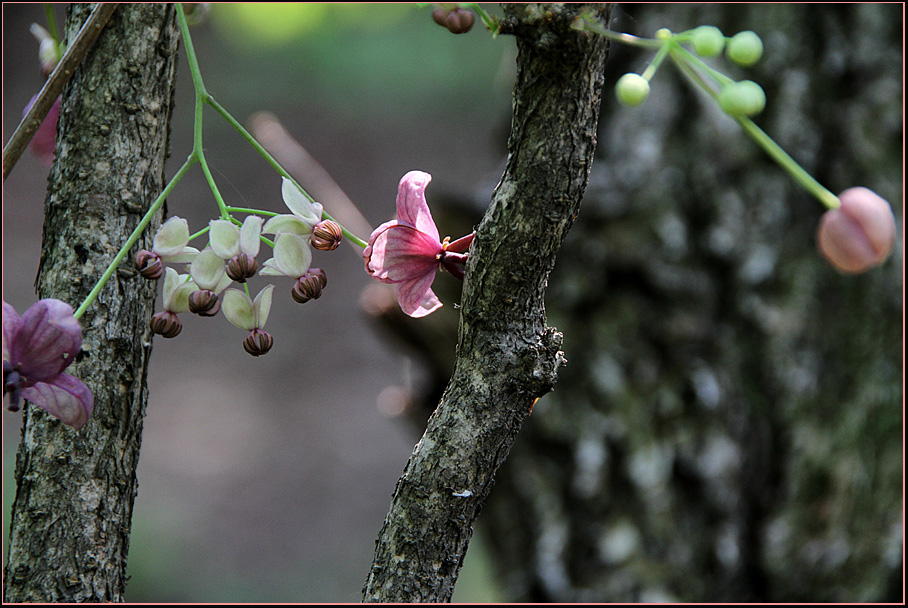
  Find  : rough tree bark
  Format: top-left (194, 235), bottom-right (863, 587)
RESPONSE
top-left (362, 3), bottom-right (612, 603)
top-left (4, 4), bottom-right (179, 602)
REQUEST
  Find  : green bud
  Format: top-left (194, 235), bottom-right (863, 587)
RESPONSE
top-left (691, 25), bottom-right (725, 57)
top-left (615, 73), bottom-right (650, 107)
top-left (726, 30), bottom-right (763, 67)
top-left (655, 28), bottom-right (672, 40)
top-left (718, 80), bottom-right (766, 117)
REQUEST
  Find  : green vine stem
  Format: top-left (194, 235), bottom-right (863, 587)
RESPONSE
top-left (73, 155), bottom-right (198, 320)
top-left (669, 49), bottom-right (840, 210)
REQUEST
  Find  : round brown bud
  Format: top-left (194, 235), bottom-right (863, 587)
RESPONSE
top-left (226, 253), bottom-right (258, 283)
top-left (188, 289), bottom-right (221, 317)
top-left (134, 249), bottom-right (164, 280)
top-left (150, 311), bottom-right (182, 338)
top-left (308, 267), bottom-right (328, 288)
top-left (311, 220), bottom-right (343, 251)
top-left (432, 7), bottom-right (474, 34)
top-left (291, 273), bottom-right (325, 304)
top-left (817, 187), bottom-right (897, 274)
top-left (243, 329), bottom-right (273, 357)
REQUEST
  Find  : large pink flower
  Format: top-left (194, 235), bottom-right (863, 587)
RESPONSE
top-left (364, 171), bottom-right (473, 317)
top-left (3, 299), bottom-right (94, 430)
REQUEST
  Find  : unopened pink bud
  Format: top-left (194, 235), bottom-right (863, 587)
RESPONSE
top-left (817, 187), bottom-right (897, 274)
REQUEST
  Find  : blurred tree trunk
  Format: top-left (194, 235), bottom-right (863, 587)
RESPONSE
top-left (4, 4), bottom-right (178, 602)
top-left (481, 4), bottom-right (902, 602)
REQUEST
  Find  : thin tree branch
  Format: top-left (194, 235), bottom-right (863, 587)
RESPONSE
top-left (2, 2), bottom-right (118, 182)
top-left (362, 3), bottom-right (612, 602)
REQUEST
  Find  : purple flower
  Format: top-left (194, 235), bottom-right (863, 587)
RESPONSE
top-left (23, 95), bottom-right (60, 167)
top-left (363, 171), bottom-right (473, 318)
top-left (3, 299), bottom-right (94, 430)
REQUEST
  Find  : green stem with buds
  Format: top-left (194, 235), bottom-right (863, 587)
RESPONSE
top-left (583, 17), bottom-right (842, 211)
top-left (668, 48), bottom-right (840, 210)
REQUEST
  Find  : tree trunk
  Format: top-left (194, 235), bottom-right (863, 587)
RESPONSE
top-left (362, 3), bottom-right (612, 602)
top-left (4, 4), bottom-right (178, 602)
top-left (480, 4), bottom-right (902, 602)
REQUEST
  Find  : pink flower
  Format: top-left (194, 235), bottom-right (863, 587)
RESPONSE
top-left (23, 95), bottom-right (60, 167)
top-left (364, 171), bottom-right (473, 317)
top-left (817, 187), bottom-right (897, 274)
top-left (3, 299), bottom-right (94, 430)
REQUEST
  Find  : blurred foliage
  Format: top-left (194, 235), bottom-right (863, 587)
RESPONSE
top-left (207, 3), bottom-right (511, 124)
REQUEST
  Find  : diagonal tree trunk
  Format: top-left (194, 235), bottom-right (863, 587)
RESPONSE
top-left (4, 4), bottom-right (179, 602)
top-left (363, 4), bottom-right (613, 602)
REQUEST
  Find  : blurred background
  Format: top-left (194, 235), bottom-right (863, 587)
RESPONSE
top-left (3, 3), bottom-right (903, 603)
top-left (3, 3), bottom-right (511, 602)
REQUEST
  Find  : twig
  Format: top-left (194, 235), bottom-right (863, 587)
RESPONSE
top-left (2, 3), bottom-right (118, 182)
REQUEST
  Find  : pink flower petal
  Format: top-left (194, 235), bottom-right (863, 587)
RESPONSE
top-left (397, 273), bottom-right (442, 318)
top-left (396, 171), bottom-right (440, 244)
top-left (21, 373), bottom-right (94, 430)
top-left (365, 223), bottom-right (442, 283)
top-left (3, 301), bottom-right (21, 362)
top-left (12, 299), bottom-right (82, 380)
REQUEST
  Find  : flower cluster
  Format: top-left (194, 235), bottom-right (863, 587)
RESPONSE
top-left (3, 299), bottom-right (93, 430)
top-left (136, 178), bottom-right (343, 355)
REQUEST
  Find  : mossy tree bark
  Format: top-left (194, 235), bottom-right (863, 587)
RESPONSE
top-left (4, 4), bottom-right (179, 602)
top-left (363, 3), bottom-right (613, 603)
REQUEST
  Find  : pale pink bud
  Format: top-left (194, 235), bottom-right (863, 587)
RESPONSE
top-left (817, 187), bottom-right (897, 274)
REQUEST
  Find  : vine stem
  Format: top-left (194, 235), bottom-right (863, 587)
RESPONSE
top-left (73, 156), bottom-right (198, 320)
top-left (669, 49), bottom-right (840, 210)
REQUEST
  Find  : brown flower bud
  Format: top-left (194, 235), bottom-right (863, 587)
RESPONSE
top-left (311, 220), bottom-right (343, 251)
top-left (291, 272), bottom-right (325, 304)
top-left (226, 253), bottom-right (258, 283)
top-left (150, 311), bottom-right (182, 338)
top-left (432, 7), bottom-right (474, 34)
top-left (188, 289), bottom-right (221, 317)
top-left (243, 329), bottom-right (273, 357)
top-left (308, 267), bottom-right (328, 288)
top-left (134, 249), bottom-right (164, 280)
top-left (817, 187), bottom-right (897, 274)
